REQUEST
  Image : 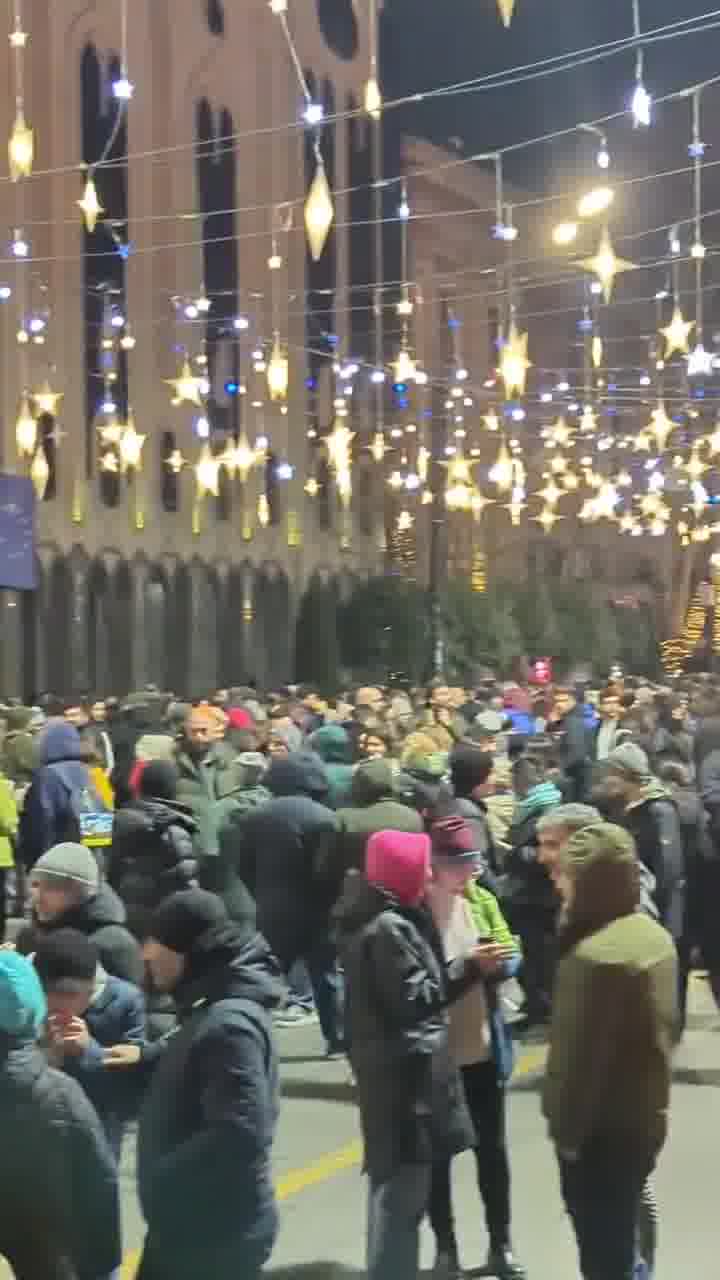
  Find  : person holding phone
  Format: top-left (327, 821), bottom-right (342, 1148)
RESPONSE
top-left (426, 816), bottom-right (526, 1280)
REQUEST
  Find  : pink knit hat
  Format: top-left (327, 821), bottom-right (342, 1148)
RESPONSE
top-left (365, 830), bottom-right (431, 906)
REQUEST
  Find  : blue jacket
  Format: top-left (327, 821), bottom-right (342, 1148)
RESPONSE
top-left (504, 709), bottom-right (536, 737)
top-left (18, 721), bottom-right (91, 869)
top-left (62, 974), bottom-right (146, 1157)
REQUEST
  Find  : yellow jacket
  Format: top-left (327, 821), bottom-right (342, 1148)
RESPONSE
top-left (0, 775), bottom-right (18, 868)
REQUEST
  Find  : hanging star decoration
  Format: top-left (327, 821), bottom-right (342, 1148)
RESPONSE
top-left (660, 305), bottom-right (695, 358)
top-left (499, 323), bottom-right (531, 400)
top-left (581, 229), bottom-right (635, 302)
top-left (33, 381), bottom-right (63, 416)
top-left (166, 358), bottom-right (204, 407)
top-left (497, 0), bottom-right (515, 26)
top-left (648, 402), bottom-right (675, 451)
top-left (78, 175), bottom-right (104, 233)
top-left (591, 335), bottom-right (603, 369)
top-left (687, 343), bottom-right (713, 378)
top-left (195, 444), bottom-right (220, 497)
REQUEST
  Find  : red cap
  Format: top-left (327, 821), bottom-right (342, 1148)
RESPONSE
top-left (227, 708), bottom-right (254, 730)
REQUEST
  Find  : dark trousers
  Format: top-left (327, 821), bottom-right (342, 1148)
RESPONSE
top-left (0, 867), bottom-right (6, 941)
top-left (429, 1059), bottom-right (511, 1256)
top-left (274, 933), bottom-right (344, 1052)
top-left (559, 1142), bottom-right (655, 1280)
top-left (0, 1239), bottom-right (76, 1280)
top-left (508, 905), bottom-right (556, 1023)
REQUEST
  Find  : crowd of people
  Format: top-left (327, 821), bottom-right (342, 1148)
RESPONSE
top-left (0, 672), bottom-right (717, 1279)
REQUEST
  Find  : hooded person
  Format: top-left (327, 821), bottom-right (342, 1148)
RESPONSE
top-left (335, 830), bottom-right (480, 1280)
top-left (308, 723), bottom-right (355, 808)
top-left (0, 951), bottom-right (121, 1280)
top-left (107, 760), bottom-right (198, 942)
top-left (220, 752), bottom-right (342, 1056)
top-left (136, 890), bottom-right (283, 1280)
top-left (395, 733), bottom-right (449, 819)
top-left (0, 705), bottom-right (37, 786)
top-left (543, 823), bottom-right (677, 1280)
top-left (17, 842), bottom-right (144, 986)
top-left (17, 720), bottom-right (94, 870)
top-left (602, 743), bottom-right (686, 938)
top-left (333, 758), bottom-right (423, 886)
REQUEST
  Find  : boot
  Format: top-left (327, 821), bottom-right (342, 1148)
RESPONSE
top-left (434, 1245), bottom-right (463, 1280)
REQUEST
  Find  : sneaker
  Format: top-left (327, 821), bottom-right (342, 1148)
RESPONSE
top-left (483, 1247), bottom-right (526, 1280)
top-left (274, 1005), bottom-right (318, 1028)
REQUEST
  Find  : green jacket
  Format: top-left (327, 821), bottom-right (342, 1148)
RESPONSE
top-left (334, 760), bottom-right (423, 883)
top-left (466, 883), bottom-right (517, 949)
top-left (543, 912), bottom-right (676, 1156)
top-left (0, 774), bottom-right (18, 868)
top-left (309, 725), bottom-right (354, 809)
top-left (174, 743), bottom-right (249, 858)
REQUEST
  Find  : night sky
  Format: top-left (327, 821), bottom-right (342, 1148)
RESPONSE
top-left (382, 0), bottom-right (720, 190)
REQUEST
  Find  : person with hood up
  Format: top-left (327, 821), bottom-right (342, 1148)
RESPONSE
top-left (602, 744), bottom-right (685, 940)
top-left (333, 758), bottom-right (423, 884)
top-left (335, 829), bottom-right (482, 1280)
top-left (426, 817), bottom-right (525, 1280)
top-left (502, 759), bottom-right (563, 1029)
top-left (18, 720), bottom-right (95, 870)
top-left (107, 761), bottom-right (198, 942)
top-left (17, 842), bottom-right (144, 986)
top-left (0, 950), bottom-right (121, 1280)
top-left (309, 722), bottom-right (355, 808)
top-left (222, 752), bottom-right (342, 1055)
top-left (135, 889), bottom-right (283, 1280)
top-left (543, 823), bottom-right (677, 1280)
top-left (0, 704), bottom-right (37, 786)
top-left (35, 928), bottom-right (146, 1161)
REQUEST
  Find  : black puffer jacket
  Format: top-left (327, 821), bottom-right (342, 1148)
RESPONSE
top-left (108, 799), bottom-right (198, 940)
top-left (17, 883), bottom-right (144, 986)
top-left (0, 1036), bottom-right (121, 1279)
top-left (137, 929), bottom-right (283, 1280)
top-left (226, 753), bottom-right (337, 964)
top-left (619, 783), bottom-right (686, 938)
top-left (336, 874), bottom-right (476, 1183)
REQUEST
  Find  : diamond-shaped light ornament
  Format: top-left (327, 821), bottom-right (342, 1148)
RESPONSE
top-left (499, 323), bottom-right (531, 399)
top-left (78, 175), bottom-right (104, 233)
top-left (581, 229), bottom-right (635, 302)
top-left (8, 108), bottom-right (33, 181)
top-left (30, 445), bottom-right (49, 500)
top-left (305, 158), bottom-right (334, 262)
top-left (497, 0), bottom-right (515, 26)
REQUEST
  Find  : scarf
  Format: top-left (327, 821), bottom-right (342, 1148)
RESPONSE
top-left (515, 780), bottom-right (563, 825)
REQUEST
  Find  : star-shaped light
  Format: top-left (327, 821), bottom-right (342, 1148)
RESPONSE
top-left (581, 229), bottom-right (635, 302)
top-left (505, 498), bottom-right (526, 526)
top-left (648, 403), bottom-right (675, 451)
top-left (118, 414), bottom-right (146, 473)
top-left (579, 406), bottom-right (598, 435)
top-left (224, 433), bottom-right (256, 482)
top-left (304, 157), bottom-right (334, 262)
top-left (195, 444), bottom-right (220, 497)
top-left (166, 358), bottom-right (204, 407)
top-left (304, 477), bottom-right (319, 498)
top-left (394, 346), bottom-right (417, 383)
top-left (370, 432), bottom-right (387, 463)
top-left (660, 306), bottom-right (695, 358)
top-left (687, 343), bottom-right (713, 378)
top-left (634, 431), bottom-right (652, 453)
top-left (33, 381), bottom-right (63, 416)
top-left (489, 441), bottom-right (515, 491)
top-left (536, 480), bottom-right (563, 505)
top-left (9, 27), bottom-right (28, 49)
top-left (266, 333), bottom-right (289, 401)
top-left (591, 335), bottom-right (603, 369)
top-left (165, 448), bottom-right (185, 474)
top-left (483, 410), bottom-right (501, 432)
top-left (497, 0), bottom-right (515, 26)
top-left (550, 415), bottom-right (573, 446)
top-left (77, 176), bottom-right (104, 233)
top-left (535, 505), bottom-right (563, 532)
top-left (619, 513), bottom-right (637, 533)
top-left (686, 450), bottom-right (708, 482)
top-left (499, 323), bottom-right (531, 399)
top-left (326, 422), bottom-right (355, 473)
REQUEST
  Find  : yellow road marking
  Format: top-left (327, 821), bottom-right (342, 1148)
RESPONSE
top-left (120, 1044), bottom-right (546, 1277)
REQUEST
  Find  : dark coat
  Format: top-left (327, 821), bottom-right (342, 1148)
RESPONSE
top-left (137, 929), bottom-right (283, 1280)
top-left (503, 811), bottom-right (559, 914)
top-left (226, 753), bottom-right (337, 964)
top-left (336, 874), bottom-right (476, 1183)
top-left (0, 1036), bottom-right (121, 1279)
top-left (333, 761), bottom-right (423, 887)
top-left (619, 785), bottom-right (686, 938)
top-left (548, 705), bottom-right (590, 801)
top-left (17, 883), bottom-right (144, 986)
top-left (18, 721), bottom-right (92, 869)
top-left (60, 974), bottom-right (146, 1158)
top-left (174, 742), bottom-right (249, 858)
top-left (108, 798), bottom-right (198, 939)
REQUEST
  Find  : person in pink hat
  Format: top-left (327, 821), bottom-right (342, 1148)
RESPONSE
top-left (336, 829), bottom-right (489, 1280)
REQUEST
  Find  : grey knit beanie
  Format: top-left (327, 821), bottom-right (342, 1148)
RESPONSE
top-left (34, 843), bottom-right (100, 892)
top-left (605, 742), bottom-right (651, 782)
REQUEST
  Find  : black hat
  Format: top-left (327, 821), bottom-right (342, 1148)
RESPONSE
top-left (33, 929), bottom-right (98, 993)
top-left (149, 889), bottom-right (228, 955)
top-left (140, 760), bottom-right (179, 801)
top-left (450, 744), bottom-right (495, 798)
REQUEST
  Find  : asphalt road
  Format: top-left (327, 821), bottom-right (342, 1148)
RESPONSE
top-left (112, 975), bottom-right (719, 1279)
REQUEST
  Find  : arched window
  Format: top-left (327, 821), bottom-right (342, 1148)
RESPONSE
top-left (205, 0), bottom-right (225, 35)
top-left (315, 0), bottom-right (358, 60)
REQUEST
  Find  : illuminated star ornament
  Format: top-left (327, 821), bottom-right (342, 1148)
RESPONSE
top-left (660, 306), bottom-right (695, 359)
top-left (499, 323), bottom-right (531, 400)
top-left (33, 381), bottom-right (63, 416)
top-left (78, 175), bottom-right (104, 233)
top-left (687, 343), bottom-right (713, 378)
top-left (497, 0), bottom-right (515, 26)
top-left (581, 229), bottom-right (635, 302)
top-left (166, 358), bottom-right (204, 407)
top-left (648, 402), bottom-right (675, 451)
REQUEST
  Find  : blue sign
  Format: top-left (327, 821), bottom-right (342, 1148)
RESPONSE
top-left (0, 474), bottom-right (36, 590)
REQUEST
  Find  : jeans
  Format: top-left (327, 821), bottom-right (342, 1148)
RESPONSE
top-left (304, 936), bottom-right (344, 1051)
top-left (287, 958), bottom-right (315, 1010)
top-left (559, 1141), bottom-right (655, 1280)
top-left (429, 1059), bottom-right (512, 1256)
top-left (367, 1163), bottom-right (432, 1280)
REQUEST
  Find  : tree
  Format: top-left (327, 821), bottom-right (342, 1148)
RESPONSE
top-left (294, 575), bottom-right (341, 694)
top-left (440, 582), bottom-right (523, 680)
top-left (339, 576), bottom-right (429, 684)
